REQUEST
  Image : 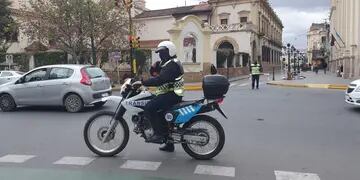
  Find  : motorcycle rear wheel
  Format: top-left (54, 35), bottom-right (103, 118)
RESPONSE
top-left (84, 111), bottom-right (129, 157)
top-left (181, 115), bottom-right (225, 160)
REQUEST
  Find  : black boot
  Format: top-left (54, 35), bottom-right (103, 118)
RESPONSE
top-left (146, 134), bottom-right (166, 144)
top-left (159, 143), bottom-right (174, 152)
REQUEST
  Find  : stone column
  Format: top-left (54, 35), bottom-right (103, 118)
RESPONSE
top-left (29, 54), bottom-right (35, 70)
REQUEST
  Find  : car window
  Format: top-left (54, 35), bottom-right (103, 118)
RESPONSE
top-left (49, 68), bottom-right (74, 80)
top-left (85, 67), bottom-right (106, 79)
top-left (0, 72), bottom-right (13, 77)
top-left (24, 69), bottom-right (47, 83)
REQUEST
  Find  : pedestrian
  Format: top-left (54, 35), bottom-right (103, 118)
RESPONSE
top-left (250, 61), bottom-right (262, 90)
top-left (323, 62), bottom-right (328, 74)
top-left (340, 64), bottom-right (344, 77)
top-left (314, 64), bottom-right (319, 74)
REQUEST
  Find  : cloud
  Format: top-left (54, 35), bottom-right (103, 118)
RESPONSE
top-left (269, 0), bottom-right (330, 9)
top-left (274, 7), bottom-right (329, 48)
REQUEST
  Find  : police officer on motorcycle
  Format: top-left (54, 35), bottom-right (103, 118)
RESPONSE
top-left (142, 41), bottom-right (184, 152)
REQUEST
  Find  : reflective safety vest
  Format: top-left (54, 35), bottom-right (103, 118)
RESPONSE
top-left (155, 59), bottom-right (185, 96)
top-left (155, 76), bottom-right (184, 96)
top-left (251, 64), bottom-right (261, 75)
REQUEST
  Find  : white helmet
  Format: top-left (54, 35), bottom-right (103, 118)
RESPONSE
top-left (155, 41), bottom-right (177, 57)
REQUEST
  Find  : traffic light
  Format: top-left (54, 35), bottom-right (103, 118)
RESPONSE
top-left (123, 0), bottom-right (133, 9)
top-left (133, 36), bottom-right (140, 48)
top-left (129, 35), bottom-right (140, 48)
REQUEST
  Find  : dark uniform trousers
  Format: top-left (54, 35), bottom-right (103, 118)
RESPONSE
top-left (252, 75), bottom-right (260, 89)
top-left (144, 92), bottom-right (182, 136)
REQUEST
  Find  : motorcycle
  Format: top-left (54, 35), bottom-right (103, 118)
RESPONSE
top-left (83, 70), bottom-right (230, 160)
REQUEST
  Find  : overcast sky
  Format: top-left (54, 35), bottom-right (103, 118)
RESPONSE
top-left (145, 0), bottom-right (330, 49)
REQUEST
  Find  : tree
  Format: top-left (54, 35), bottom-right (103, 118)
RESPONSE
top-left (18, 0), bottom-right (129, 64)
top-left (0, 0), bottom-right (16, 52)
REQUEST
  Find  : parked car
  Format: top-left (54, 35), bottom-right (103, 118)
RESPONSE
top-left (0, 65), bottom-right (112, 112)
top-left (0, 71), bottom-right (23, 85)
top-left (345, 80), bottom-right (360, 106)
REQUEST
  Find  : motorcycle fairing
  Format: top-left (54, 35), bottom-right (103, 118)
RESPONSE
top-left (174, 103), bottom-right (202, 124)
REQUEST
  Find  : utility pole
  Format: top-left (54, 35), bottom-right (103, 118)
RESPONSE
top-left (121, 0), bottom-right (135, 77)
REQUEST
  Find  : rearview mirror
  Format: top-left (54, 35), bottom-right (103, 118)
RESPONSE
top-left (210, 64), bottom-right (217, 75)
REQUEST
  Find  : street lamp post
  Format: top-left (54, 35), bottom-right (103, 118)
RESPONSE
top-left (287, 43), bottom-right (292, 80)
top-left (292, 46), bottom-right (296, 76)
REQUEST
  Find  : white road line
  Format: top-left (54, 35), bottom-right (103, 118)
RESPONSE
top-left (120, 160), bottom-right (161, 171)
top-left (238, 83), bottom-right (249, 87)
top-left (53, 156), bottom-right (95, 166)
top-left (0, 154), bottom-right (36, 163)
top-left (275, 171), bottom-right (321, 180)
top-left (194, 165), bottom-right (235, 177)
top-left (230, 83), bottom-right (237, 87)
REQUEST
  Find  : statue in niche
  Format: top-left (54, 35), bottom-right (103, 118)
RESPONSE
top-left (183, 34), bottom-right (196, 63)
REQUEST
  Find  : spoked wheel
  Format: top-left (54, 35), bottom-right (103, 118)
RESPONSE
top-left (0, 94), bottom-right (16, 112)
top-left (64, 94), bottom-right (84, 113)
top-left (84, 111), bottom-right (129, 157)
top-left (181, 115), bottom-right (225, 160)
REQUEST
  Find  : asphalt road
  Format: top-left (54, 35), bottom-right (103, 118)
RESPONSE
top-left (0, 79), bottom-right (359, 180)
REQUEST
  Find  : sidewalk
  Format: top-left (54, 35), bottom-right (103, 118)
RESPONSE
top-left (267, 71), bottom-right (353, 90)
top-left (112, 75), bottom-right (250, 91)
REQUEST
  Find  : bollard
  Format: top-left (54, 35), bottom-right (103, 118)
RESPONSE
top-left (272, 67), bottom-right (275, 81)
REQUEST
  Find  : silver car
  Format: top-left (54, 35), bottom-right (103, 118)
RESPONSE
top-left (0, 71), bottom-right (23, 85)
top-left (0, 65), bottom-right (112, 112)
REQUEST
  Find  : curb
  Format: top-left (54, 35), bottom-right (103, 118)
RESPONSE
top-left (267, 82), bottom-right (348, 90)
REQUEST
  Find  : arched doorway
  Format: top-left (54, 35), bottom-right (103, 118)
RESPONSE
top-left (216, 41), bottom-right (234, 68)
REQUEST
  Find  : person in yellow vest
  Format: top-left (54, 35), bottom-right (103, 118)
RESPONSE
top-left (250, 61), bottom-right (263, 89)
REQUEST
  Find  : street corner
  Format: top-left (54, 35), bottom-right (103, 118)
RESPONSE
top-left (266, 81), bottom-right (348, 90)
top-left (266, 81), bottom-right (308, 88)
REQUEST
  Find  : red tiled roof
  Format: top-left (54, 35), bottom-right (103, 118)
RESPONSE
top-left (140, 39), bottom-right (170, 49)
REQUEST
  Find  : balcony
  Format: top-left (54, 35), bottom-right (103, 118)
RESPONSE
top-left (209, 23), bottom-right (253, 33)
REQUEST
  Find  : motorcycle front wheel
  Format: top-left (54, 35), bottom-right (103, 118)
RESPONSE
top-left (84, 111), bottom-right (129, 157)
top-left (181, 115), bottom-right (225, 160)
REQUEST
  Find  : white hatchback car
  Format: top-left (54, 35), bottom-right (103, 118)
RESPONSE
top-left (345, 80), bottom-right (360, 106)
top-left (0, 71), bottom-right (23, 85)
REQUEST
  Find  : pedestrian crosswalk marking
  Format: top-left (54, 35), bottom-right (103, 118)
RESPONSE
top-left (0, 154), bottom-right (35, 163)
top-left (194, 165), bottom-right (235, 177)
top-left (275, 171), bottom-right (321, 180)
top-left (120, 160), bottom-right (161, 171)
top-left (53, 156), bottom-right (95, 166)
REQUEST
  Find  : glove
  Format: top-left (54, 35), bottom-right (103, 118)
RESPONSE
top-left (150, 61), bottom-right (161, 77)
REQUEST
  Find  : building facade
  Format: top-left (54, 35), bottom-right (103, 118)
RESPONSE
top-left (307, 23), bottom-right (330, 67)
top-left (135, 0), bottom-right (283, 80)
top-left (329, 0), bottom-right (360, 78)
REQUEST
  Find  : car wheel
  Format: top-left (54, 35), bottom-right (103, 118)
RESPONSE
top-left (0, 94), bottom-right (17, 112)
top-left (94, 101), bottom-right (106, 108)
top-left (64, 94), bottom-right (84, 113)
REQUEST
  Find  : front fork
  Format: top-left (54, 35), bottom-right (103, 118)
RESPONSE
top-left (101, 93), bottom-right (130, 143)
